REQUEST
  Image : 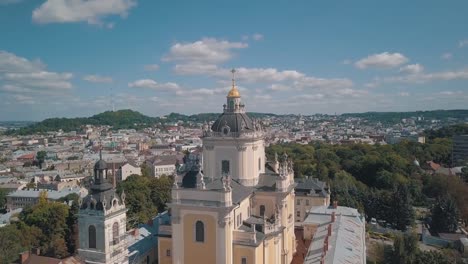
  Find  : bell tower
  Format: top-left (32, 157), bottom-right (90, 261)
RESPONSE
top-left (77, 150), bottom-right (128, 264)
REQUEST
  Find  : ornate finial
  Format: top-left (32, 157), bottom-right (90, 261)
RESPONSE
top-left (231, 68), bottom-right (236, 87)
top-left (99, 140), bottom-right (103, 160)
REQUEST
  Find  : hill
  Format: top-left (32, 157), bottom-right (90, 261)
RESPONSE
top-left (6, 110), bottom-right (277, 135)
top-left (342, 109), bottom-right (468, 123)
top-left (7, 110), bottom-right (158, 135)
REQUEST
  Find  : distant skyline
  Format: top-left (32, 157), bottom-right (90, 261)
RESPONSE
top-left (1, 0), bottom-right (468, 121)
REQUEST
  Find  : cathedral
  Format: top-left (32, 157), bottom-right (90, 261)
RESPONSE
top-left (158, 74), bottom-right (296, 264)
top-left (76, 72), bottom-right (296, 264)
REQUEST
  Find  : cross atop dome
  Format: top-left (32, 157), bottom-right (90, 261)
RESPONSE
top-left (227, 68), bottom-right (240, 98)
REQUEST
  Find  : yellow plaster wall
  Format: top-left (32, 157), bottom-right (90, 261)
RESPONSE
top-left (266, 238), bottom-right (276, 264)
top-left (183, 214), bottom-right (216, 264)
top-left (255, 243), bottom-right (264, 264)
top-left (158, 237), bottom-right (172, 264)
top-left (233, 245), bottom-right (256, 264)
top-left (254, 194), bottom-right (276, 218)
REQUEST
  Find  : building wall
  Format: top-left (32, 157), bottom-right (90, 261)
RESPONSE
top-left (253, 193), bottom-right (277, 218)
top-left (203, 138), bottom-right (264, 186)
top-left (158, 237), bottom-right (172, 264)
top-left (154, 164), bottom-right (176, 177)
top-left (233, 245), bottom-right (255, 264)
top-left (182, 213), bottom-right (217, 264)
top-left (119, 164), bottom-right (141, 181)
top-left (295, 195), bottom-right (329, 222)
top-left (78, 208), bottom-right (127, 264)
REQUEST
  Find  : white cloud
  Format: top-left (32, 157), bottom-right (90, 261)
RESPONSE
top-left (4, 72), bottom-right (73, 89)
top-left (341, 59), bottom-right (352, 65)
top-left (176, 87), bottom-right (226, 97)
top-left (399, 64), bottom-right (424, 74)
top-left (12, 94), bottom-right (35, 104)
top-left (385, 69), bottom-right (468, 83)
top-left (252, 33), bottom-right (264, 41)
top-left (174, 63), bottom-right (219, 75)
top-left (163, 38), bottom-right (248, 63)
top-left (294, 76), bottom-right (353, 90)
top-left (459, 39), bottom-right (468, 48)
top-left (355, 52), bottom-right (409, 69)
top-left (0, 50), bottom-right (45, 73)
top-left (32, 0), bottom-right (137, 26)
top-left (128, 79), bottom-right (180, 90)
top-left (441, 53), bottom-right (453, 60)
top-left (0, 51), bottom-right (73, 92)
top-left (439, 91), bottom-right (463, 96)
top-left (144, 64), bottom-right (160, 71)
top-left (269, 84), bottom-right (291, 91)
top-left (83, 74), bottom-right (113, 83)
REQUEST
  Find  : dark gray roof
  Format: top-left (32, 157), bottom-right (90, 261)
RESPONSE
top-left (81, 188), bottom-right (122, 211)
top-left (211, 112), bottom-right (254, 133)
top-left (256, 173), bottom-right (278, 191)
top-left (205, 178), bottom-right (253, 204)
top-left (295, 177), bottom-right (329, 196)
top-left (94, 159), bottom-right (107, 170)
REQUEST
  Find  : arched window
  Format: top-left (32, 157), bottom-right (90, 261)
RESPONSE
top-left (88, 225), bottom-right (96, 249)
top-left (195, 221), bottom-right (205, 242)
top-left (221, 160), bottom-right (230, 175)
top-left (112, 222), bottom-right (119, 244)
top-left (260, 205), bottom-right (265, 217)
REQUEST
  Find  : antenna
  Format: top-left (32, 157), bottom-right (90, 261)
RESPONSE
top-left (110, 87), bottom-right (115, 112)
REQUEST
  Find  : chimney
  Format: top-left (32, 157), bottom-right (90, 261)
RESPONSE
top-left (327, 224), bottom-right (332, 237)
top-left (133, 228), bottom-right (139, 238)
top-left (19, 251), bottom-right (30, 264)
top-left (331, 212), bottom-right (336, 223)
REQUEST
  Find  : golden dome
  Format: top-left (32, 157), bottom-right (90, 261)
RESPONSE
top-left (227, 85), bottom-right (240, 98)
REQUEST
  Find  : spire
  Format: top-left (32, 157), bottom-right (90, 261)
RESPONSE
top-left (231, 68), bottom-right (236, 88)
top-left (227, 68), bottom-right (240, 98)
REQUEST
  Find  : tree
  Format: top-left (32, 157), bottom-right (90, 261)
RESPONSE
top-left (386, 233), bottom-right (454, 264)
top-left (390, 184), bottom-right (414, 231)
top-left (386, 233), bottom-right (418, 264)
top-left (36, 150), bottom-right (47, 169)
top-left (0, 225), bottom-right (24, 263)
top-left (117, 175), bottom-right (157, 227)
top-left (141, 163), bottom-right (152, 177)
top-left (431, 195), bottom-right (459, 233)
top-left (0, 188), bottom-right (7, 210)
top-left (19, 195), bottom-right (70, 257)
top-left (461, 167), bottom-right (468, 183)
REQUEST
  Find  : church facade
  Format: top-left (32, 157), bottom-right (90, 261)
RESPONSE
top-left (158, 75), bottom-right (296, 264)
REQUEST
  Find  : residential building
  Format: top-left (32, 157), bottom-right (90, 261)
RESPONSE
top-left (298, 204), bottom-right (366, 264)
top-left (294, 177), bottom-right (330, 223)
top-left (6, 187), bottom-right (87, 211)
top-left (117, 162), bottom-right (141, 182)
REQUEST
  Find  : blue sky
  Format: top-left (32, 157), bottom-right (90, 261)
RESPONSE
top-left (0, 0), bottom-right (467, 121)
